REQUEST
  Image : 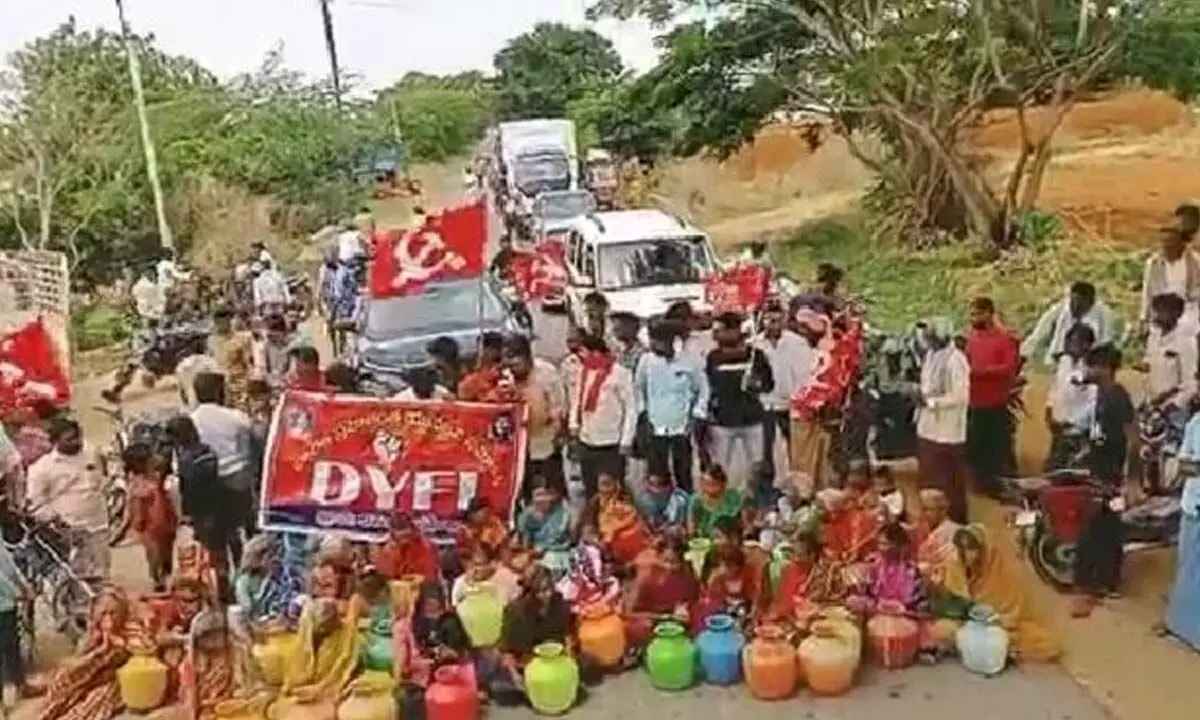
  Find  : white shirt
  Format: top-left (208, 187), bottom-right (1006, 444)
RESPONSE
top-left (916, 346), bottom-right (970, 444)
top-left (132, 277), bottom-right (166, 321)
top-left (191, 403), bottom-right (255, 477)
top-left (337, 230), bottom-right (365, 263)
top-left (156, 259), bottom-right (190, 288)
top-left (26, 445), bottom-right (108, 532)
top-left (1020, 295), bottom-right (1115, 366)
top-left (569, 362), bottom-right (636, 448)
top-left (1145, 320), bottom-right (1199, 409)
top-left (252, 269), bottom-right (291, 308)
top-left (176, 353), bottom-right (221, 409)
top-left (754, 330), bottom-right (814, 412)
top-left (1047, 355), bottom-right (1095, 430)
top-left (393, 386), bottom-right (453, 401)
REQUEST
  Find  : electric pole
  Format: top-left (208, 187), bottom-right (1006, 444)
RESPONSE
top-left (318, 0), bottom-right (344, 108)
top-left (114, 0), bottom-right (174, 251)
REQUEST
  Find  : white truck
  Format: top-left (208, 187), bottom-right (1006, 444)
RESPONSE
top-left (496, 119), bottom-right (579, 239)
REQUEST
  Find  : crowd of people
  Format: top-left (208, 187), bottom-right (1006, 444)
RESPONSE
top-left (0, 199), bottom-right (1198, 717)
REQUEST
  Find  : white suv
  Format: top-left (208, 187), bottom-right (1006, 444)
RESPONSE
top-left (561, 209), bottom-right (719, 327)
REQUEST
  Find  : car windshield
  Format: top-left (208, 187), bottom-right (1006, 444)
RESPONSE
top-left (536, 192), bottom-right (594, 221)
top-left (515, 155), bottom-right (570, 194)
top-left (362, 281), bottom-right (506, 339)
top-left (596, 237), bottom-right (715, 290)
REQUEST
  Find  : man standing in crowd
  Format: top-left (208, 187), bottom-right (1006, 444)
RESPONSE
top-left (609, 311), bottom-right (646, 374)
top-left (705, 312), bottom-right (774, 496)
top-left (251, 260), bottom-right (291, 317)
top-left (175, 335), bottom-right (221, 409)
top-left (569, 335), bottom-right (636, 498)
top-left (191, 372), bottom-right (260, 561)
top-left (755, 299), bottom-right (813, 489)
top-left (252, 315), bottom-right (294, 392)
top-left (965, 297), bottom-right (1020, 498)
top-left (1021, 281), bottom-right (1114, 367)
top-left (1140, 204), bottom-right (1200, 331)
top-left (167, 414), bottom-right (233, 593)
top-left (580, 291), bottom-right (611, 341)
top-left (636, 319), bottom-right (708, 492)
top-left (26, 418), bottom-right (110, 580)
top-left (458, 332), bottom-right (505, 402)
top-left (427, 336), bottom-right (463, 396)
top-left (915, 318), bottom-right (972, 524)
top-left (665, 301), bottom-right (713, 369)
top-left (1142, 293), bottom-right (1198, 492)
top-left (1044, 324), bottom-right (1097, 471)
top-left (500, 335), bottom-right (566, 498)
top-left (210, 306), bottom-right (254, 412)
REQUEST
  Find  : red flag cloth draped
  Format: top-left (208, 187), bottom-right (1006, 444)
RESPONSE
top-left (704, 264), bottom-right (772, 315)
top-left (509, 239), bottom-right (568, 301)
top-left (369, 198), bottom-right (487, 298)
top-left (0, 318), bottom-right (70, 412)
top-left (790, 315), bottom-right (864, 420)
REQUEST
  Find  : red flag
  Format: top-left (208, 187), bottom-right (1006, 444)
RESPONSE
top-left (509, 239), bottom-right (568, 301)
top-left (0, 318), bottom-right (70, 412)
top-left (369, 198), bottom-right (487, 298)
top-left (704, 264), bottom-right (772, 315)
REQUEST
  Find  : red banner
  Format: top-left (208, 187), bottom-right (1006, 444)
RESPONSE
top-left (509, 239), bottom-right (567, 301)
top-left (259, 392), bottom-right (527, 540)
top-left (704, 264), bottom-right (772, 315)
top-left (369, 198), bottom-right (487, 298)
top-left (0, 318), bottom-right (70, 413)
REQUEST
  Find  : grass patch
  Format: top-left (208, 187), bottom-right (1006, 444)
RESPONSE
top-left (776, 215), bottom-right (1145, 337)
top-left (71, 304), bottom-right (132, 352)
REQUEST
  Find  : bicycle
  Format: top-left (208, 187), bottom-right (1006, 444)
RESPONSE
top-left (3, 514), bottom-right (99, 648)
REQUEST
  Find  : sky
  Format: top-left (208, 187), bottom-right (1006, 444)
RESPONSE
top-left (1, 0), bottom-right (664, 90)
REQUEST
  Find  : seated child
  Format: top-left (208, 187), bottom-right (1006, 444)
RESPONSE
top-left (698, 546), bottom-right (765, 631)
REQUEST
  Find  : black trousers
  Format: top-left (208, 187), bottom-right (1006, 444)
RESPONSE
top-left (577, 443), bottom-right (625, 499)
top-left (967, 406), bottom-right (1012, 495)
top-left (646, 434), bottom-right (694, 493)
top-left (1074, 500), bottom-right (1125, 595)
top-left (761, 411), bottom-right (790, 481)
top-left (0, 608), bottom-right (26, 687)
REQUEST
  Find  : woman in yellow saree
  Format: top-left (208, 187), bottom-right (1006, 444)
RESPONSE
top-left (279, 595), bottom-right (363, 701)
top-left (954, 524), bottom-right (1061, 662)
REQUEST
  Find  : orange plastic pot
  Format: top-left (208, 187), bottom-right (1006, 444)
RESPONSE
top-left (743, 625), bottom-right (797, 700)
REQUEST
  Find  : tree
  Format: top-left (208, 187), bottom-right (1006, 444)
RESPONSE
top-left (378, 72), bottom-right (495, 162)
top-left (0, 19), bottom-right (214, 267)
top-left (591, 0), bottom-right (1170, 248)
top-left (493, 22), bottom-right (624, 119)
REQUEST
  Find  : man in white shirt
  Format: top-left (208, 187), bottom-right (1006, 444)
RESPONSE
top-left (915, 318), bottom-right (971, 524)
top-left (1141, 206), bottom-right (1200, 330)
top-left (754, 300), bottom-right (814, 486)
top-left (1045, 324), bottom-right (1097, 471)
top-left (336, 221), bottom-right (366, 264)
top-left (569, 335), bottom-right (636, 499)
top-left (1144, 292), bottom-right (1199, 413)
top-left (131, 267), bottom-right (167, 322)
top-left (190, 372), bottom-right (260, 539)
top-left (155, 253), bottom-right (191, 290)
top-left (251, 261), bottom-right (291, 315)
top-left (1022, 282), bottom-right (1114, 367)
top-left (25, 419), bottom-right (110, 579)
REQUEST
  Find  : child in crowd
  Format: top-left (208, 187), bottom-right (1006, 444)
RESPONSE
top-left (118, 442), bottom-right (178, 591)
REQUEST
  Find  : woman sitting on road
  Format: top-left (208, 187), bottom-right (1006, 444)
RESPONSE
top-left (954, 524), bottom-right (1061, 662)
top-left (36, 587), bottom-right (133, 720)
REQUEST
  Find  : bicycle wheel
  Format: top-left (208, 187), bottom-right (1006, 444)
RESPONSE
top-left (51, 574), bottom-right (94, 645)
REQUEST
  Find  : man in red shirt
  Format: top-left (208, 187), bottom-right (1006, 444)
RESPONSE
top-left (965, 297), bottom-right (1020, 497)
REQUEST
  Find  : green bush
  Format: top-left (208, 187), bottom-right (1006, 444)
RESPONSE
top-left (71, 305), bottom-right (131, 352)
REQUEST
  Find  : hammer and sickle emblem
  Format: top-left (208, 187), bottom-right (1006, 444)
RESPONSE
top-left (392, 229), bottom-right (467, 288)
